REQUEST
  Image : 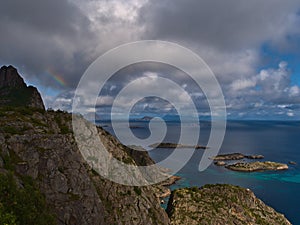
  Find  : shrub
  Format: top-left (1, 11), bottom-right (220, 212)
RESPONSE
top-left (0, 173), bottom-right (55, 225)
top-left (133, 186), bottom-right (142, 196)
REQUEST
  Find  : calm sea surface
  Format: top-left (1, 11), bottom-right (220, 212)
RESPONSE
top-left (100, 120), bottom-right (300, 224)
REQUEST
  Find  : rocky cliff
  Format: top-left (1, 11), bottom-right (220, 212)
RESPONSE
top-left (0, 66), bottom-right (45, 110)
top-left (166, 184), bottom-right (291, 225)
top-left (0, 108), bottom-right (170, 225)
top-left (0, 66), bottom-right (170, 224)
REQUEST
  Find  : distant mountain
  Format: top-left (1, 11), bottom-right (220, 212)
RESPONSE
top-left (132, 115), bottom-right (180, 122)
top-left (0, 65), bottom-right (45, 109)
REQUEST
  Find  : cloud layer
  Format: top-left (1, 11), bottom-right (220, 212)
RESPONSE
top-left (1, 0), bottom-right (300, 119)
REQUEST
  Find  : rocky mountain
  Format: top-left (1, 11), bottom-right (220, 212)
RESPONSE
top-left (0, 66), bottom-right (292, 225)
top-left (0, 65), bottom-right (44, 110)
top-left (166, 184), bottom-right (291, 225)
top-left (0, 108), bottom-right (170, 225)
top-left (0, 66), bottom-right (170, 225)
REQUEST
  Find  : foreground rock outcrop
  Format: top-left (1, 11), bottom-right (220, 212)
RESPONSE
top-left (166, 184), bottom-right (291, 225)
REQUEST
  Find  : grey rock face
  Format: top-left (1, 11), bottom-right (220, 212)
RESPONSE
top-left (0, 65), bottom-right (26, 88)
top-left (28, 86), bottom-right (45, 109)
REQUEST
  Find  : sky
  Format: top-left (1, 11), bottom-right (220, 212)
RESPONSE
top-left (1, 0), bottom-right (300, 120)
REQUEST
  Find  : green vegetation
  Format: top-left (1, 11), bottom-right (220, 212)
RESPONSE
top-left (0, 107), bottom-right (44, 123)
top-left (1, 150), bottom-right (22, 171)
top-left (0, 203), bottom-right (17, 225)
top-left (54, 113), bottom-right (72, 134)
top-left (30, 117), bottom-right (47, 127)
top-left (0, 87), bottom-right (33, 108)
top-left (122, 157), bottom-right (134, 164)
top-left (68, 193), bottom-right (80, 201)
top-left (2, 127), bottom-right (21, 135)
top-left (0, 173), bottom-right (55, 225)
top-left (1, 125), bottom-right (30, 135)
top-left (133, 186), bottom-right (142, 196)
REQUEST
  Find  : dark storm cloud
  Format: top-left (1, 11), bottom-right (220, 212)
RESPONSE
top-left (140, 0), bottom-right (300, 51)
top-left (0, 0), bottom-right (96, 88)
top-left (1, 0), bottom-right (300, 119)
top-left (1, 0), bottom-right (88, 35)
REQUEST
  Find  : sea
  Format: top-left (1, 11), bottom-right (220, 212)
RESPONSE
top-left (99, 120), bottom-right (300, 224)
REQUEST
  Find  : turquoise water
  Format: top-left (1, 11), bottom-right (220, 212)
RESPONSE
top-left (101, 120), bottom-right (300, 224)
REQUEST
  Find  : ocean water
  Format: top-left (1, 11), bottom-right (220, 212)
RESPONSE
top-left (100, 120), bottom-right (300, 224)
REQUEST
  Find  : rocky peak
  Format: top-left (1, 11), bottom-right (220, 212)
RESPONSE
top-left (0, 65), bottom-right (26, 88)
top-left (0, 65), bottom-right (45, 110)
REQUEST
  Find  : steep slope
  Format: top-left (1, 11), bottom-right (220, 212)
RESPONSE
top-left (0, 108), bottom-right (170, 225)
top-left (0, 66), bottom-right (169, 225)
top-left (166, 184), bottom-right (291, 225)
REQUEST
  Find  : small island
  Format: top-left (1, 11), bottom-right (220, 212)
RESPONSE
top-left (225, 161), bottom-right (288, 172)
top-left (289, 161), bottom-right (297, 165)
top-left (211, 153), bottom-right (264, 161)
top-left (211, 152), bottom-right (288, 172)
top-left (211, 153), bottom-right (245, 161)
top-left (245, 154), bottom-right (264, 159)
top-left (150, 142), bottom-right (208, 150)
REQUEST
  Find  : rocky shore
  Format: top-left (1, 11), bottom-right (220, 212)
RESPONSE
top-left (153, 175), bottom-right (181, 199)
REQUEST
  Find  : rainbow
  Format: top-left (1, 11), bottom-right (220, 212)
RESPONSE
top-left (46, 68), bottom-right (66, 87)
